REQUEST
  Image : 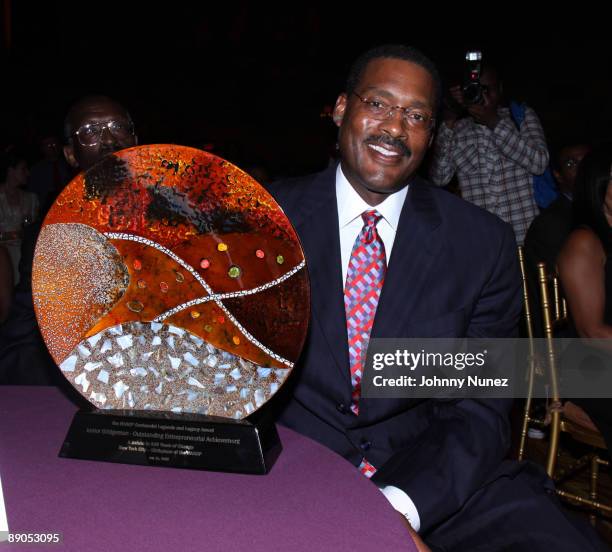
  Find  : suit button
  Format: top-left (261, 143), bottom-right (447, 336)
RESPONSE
top-left (336, 403), bottom-right (348, 414)
top-left (360, 440), bottom-right (372, 451)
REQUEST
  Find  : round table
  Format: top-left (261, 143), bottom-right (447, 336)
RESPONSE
top-left (0, 386), bottom-right (415, 551)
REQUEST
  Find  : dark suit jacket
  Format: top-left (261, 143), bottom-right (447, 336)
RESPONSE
top-left (267, 166), bottom-right (522, 534)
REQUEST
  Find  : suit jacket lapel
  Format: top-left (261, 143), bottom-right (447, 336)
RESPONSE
top-left (372, 178), bottom-right (443, 339)
top-left (293, 167), bottom-right (351, 384)
top-left (358, 179), bottom-right (443, 421)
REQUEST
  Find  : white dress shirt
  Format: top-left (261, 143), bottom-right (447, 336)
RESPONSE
top-left (335, 164), bottom-right (421, 532)
top-left (336, 164), bottom-right (407, 284)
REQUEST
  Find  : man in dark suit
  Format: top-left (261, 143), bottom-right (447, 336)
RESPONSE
top-left (268, 45), bottom-right (603, 551)
top-left (524, 143), bottom-right (591, 336)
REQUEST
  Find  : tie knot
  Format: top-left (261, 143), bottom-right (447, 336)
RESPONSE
top-left (360, 210), bottom-right (382, 244)
top-left (362, 210), bottom-right (382, 228)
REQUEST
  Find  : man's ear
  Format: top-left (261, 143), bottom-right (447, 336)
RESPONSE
top-left (63, 143), bottom-right (78, 169)
top-left (332, 93), bottom-right (348, 128)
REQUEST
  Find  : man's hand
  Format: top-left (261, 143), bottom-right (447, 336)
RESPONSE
top-left (449, 84), bottom-right (499, 130)
top-left (399, 513), bottom-right (431, 552)
top-left (466, 90), bottom-right (499, 130)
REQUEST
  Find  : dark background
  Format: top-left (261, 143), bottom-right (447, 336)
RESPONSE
top-left (2, 2), bottom-right (611, 177)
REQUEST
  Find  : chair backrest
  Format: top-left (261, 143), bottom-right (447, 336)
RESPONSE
top-left (538, 262), bottom-right (568, 336)
top-left (537, 261), bottom-right (565, 476)
top-left (518, 246), bottom-right (535, 339)
top-left (517, 256), bottom-right (565, 472)
top-left (517, 246), bottom-right (537, 461)
top-left (517, 252), bottom-right (572, 471)
top-left (531, 262), bottom-right (610, 518)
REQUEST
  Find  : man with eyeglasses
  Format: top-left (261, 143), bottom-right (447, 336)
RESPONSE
top-left (524, 143), bottom-right (592, 336)
top-left (63, 95), bottom-right (137, 171)
top-left (268, 45), bottom-right (604, 551)
top-left (429, 66), bottom-right (549, 245)
top-left (0, 95), bottom-right (137, 387)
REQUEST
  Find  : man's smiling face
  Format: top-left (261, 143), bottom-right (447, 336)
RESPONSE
top-left (333, 57), bottom-right (436, 206)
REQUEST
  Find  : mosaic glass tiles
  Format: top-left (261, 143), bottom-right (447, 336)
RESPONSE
top-left (60, 321), bottom-right (288, 418)
top-left (32, 145), bottom-right (310, 419)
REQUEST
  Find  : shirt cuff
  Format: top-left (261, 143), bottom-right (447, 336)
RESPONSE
top-left (379, 485), bottom-right (421, 533)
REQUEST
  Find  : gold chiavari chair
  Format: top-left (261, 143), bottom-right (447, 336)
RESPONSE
top-left (517, 246), bottom-right (546, 462)
top-left (537, 261), bottom-right (611, 522)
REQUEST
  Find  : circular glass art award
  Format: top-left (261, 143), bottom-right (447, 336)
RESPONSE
top-left (32, 145), bottom-right (310, 473)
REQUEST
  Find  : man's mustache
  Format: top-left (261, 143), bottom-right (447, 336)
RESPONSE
top-left (365, 135), bottom-right (411, 158)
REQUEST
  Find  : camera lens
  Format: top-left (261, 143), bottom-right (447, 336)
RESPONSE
top-left (462, 83), bottom-right (483, 105)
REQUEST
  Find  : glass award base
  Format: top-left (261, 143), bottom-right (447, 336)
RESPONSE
top-left (59, 408), bottom-right (282, 474)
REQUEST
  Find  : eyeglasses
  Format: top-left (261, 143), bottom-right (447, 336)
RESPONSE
top-left (563, 159), bottom-right (580, 169)
top-left (352, 92), bottom-right (435, 130)
top-left (73, 120), bottom-right (135, 147)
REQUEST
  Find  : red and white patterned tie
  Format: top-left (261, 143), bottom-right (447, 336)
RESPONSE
top-left (344, 210), bottom-right (386, 416)
top-left (345, 211), bottom-right (386, 478)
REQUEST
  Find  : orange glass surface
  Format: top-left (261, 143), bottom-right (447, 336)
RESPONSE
top-left (32, 145), bottom-right (309, 417)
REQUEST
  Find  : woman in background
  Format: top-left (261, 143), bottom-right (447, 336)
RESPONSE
top-left (557, 145), bottom-right (612, 453)
top-left (0, 147), bottom-right (39, 284)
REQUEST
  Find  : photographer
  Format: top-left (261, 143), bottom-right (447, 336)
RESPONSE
top-left (429, 62), bottom-right (549, 245)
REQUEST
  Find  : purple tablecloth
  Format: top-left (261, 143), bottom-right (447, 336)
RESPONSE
top-left (0, 387), bottom-right (415, 551)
